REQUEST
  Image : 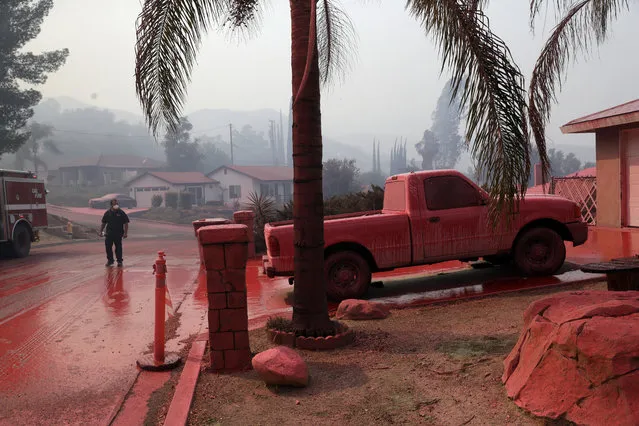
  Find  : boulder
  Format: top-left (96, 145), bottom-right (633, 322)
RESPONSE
top-left (503, 290), bottom-right (639, 425)
top-left (335, 299), bottom-right (390, 320)
top-left (252, 346), bottom-right (308, 387)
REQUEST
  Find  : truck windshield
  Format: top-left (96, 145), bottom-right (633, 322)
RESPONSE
top-left (383, 180), bottom-right (406, 211)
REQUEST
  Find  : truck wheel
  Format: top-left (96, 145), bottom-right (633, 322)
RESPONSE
top-left (11, 223), bottom-right (32, 258)
top-left (513, 227), bottom-right (565, 276)
top-left (325, 251), bottom-right (371, 301)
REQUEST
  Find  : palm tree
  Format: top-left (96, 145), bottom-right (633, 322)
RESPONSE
top-left (13, 122), bottom-right (61, 175)
top-left (134, 0), bottom-right (534, 335)
top-left (528, 0), bottom-right (632, 180)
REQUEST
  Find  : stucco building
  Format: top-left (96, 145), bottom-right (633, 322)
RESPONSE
top-left (207, 165), bottom-right (293, 206)
top-left (561, 99), bottom-right (639, 228)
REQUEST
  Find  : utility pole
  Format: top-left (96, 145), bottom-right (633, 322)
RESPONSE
top-left (229, 123), bottom-right (234, 165)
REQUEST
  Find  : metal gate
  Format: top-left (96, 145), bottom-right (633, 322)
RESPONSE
top-left (551, 177), bottom-right (597, 225)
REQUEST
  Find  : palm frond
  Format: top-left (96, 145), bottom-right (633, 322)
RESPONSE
top-left (528, 0), bottom-right (629, 184)
top-left (407, 0), bottom-right (530, 220)
top-left (135, 0), bottom-right (228, 137)
top-left (316, 0), bottom-right (357, 85)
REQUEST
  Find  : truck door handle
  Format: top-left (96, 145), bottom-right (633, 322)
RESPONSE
top-left (429, 216), bottom-right (440, 223)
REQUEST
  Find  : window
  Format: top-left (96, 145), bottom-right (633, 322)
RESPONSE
top-left (229, 185), bottom-right (241, 199)
top-left (260, 184), bottom-right (275, 196)
top-left (424, 176), bottom-right (482, 210)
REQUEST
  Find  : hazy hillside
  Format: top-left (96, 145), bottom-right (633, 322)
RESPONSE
top-left (7, 96), bottom-right (594, 176)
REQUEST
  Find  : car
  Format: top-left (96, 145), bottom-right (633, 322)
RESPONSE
top-left (263, 169), bottom-right (589, 301)
top-left (89, 193), bottom-right (137, 209)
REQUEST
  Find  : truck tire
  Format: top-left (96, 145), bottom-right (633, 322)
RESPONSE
top-left (325, 251), bottom-right (371, 301)
top-left (513, 227), bottom-right (565, 276)
top-left (11, 223), bottom-right (32, 258)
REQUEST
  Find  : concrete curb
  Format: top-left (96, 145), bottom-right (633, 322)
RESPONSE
top-left (163, 334), bottom-right (208, 426)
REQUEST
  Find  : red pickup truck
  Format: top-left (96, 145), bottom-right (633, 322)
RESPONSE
top-left (263, 170), bottom-right (588, 301)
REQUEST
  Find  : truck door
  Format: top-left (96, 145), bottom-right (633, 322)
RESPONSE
top-left (421, 175), bottom-right (492, 260)
top-left (29, 181), bottom-right (47, 228)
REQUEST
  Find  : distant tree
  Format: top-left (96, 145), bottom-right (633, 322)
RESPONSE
top-left (406, 159), bottom-right (421, 173)
top-left (528, 147), bottom-right (590, 186)
top-left (584, 161), bottom-right (595, 169)
top-left (198, 141), bottom-right (230, 173)
top-left (358, 170), bottom-right (386, 189)
top-left (13, 122), bottom-right (61, 174)
top-left (415, 79), bottom-right (465, 171)
top-left (163, 117), bottom-right (202, 171)
top-left (323, 158), bottom-right (360, 198)
top-left (431, 79), bottom-right (465, 169)
top-left (415, 130), bottom-right (438, 170)
top-left (0, 0), bottom-right (69, 157)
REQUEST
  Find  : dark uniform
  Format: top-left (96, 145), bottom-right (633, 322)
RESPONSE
top-left (101, 209), bottom-right (130, 264)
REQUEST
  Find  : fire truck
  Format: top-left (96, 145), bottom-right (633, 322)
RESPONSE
top-left (0, 169), bottom-right (48, 258)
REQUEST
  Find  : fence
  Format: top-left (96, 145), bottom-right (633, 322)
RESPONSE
top-left (550, 176), bottom-right (597, 225)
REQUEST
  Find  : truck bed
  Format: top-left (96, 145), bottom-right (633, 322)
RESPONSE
top-left (267, 210), bottom-right (383, 227)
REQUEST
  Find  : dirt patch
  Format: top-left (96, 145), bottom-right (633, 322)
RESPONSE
top-left (188, 282), bottom-right (606, 425)
top-left (144, 312), bottom-right (183, 355)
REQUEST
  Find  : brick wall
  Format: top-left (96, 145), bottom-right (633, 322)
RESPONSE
top-left (198, 224), bottom-right (251, 372)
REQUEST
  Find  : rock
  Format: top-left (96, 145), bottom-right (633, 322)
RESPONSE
top-left (503, 290), bottom-right (639, 425)
top-left (252, 346), bottom-right (308, 387)
top-left (335, 299), bottom-right (390, 320)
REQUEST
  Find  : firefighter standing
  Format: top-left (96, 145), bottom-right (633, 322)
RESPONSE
top-left (99, 198), bottom-right (130, 267)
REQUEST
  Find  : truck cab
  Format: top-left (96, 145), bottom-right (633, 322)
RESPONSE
top-left (0, 169), bottom-right (48, 258)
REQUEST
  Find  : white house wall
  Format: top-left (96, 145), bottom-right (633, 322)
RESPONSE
top-left (208, 168), bottom-right (258, 206)
top-left (127, 174), bottom-right (222, 207)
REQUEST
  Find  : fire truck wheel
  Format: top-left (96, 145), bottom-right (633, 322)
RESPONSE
top-left (11, 224), bottom-right (31, 258)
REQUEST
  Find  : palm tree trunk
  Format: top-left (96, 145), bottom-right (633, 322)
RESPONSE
top-left (289, 0), bottom-right (334, 336)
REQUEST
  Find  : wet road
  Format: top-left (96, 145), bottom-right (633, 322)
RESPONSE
top-left (0, 237), bottom-right (201, 426)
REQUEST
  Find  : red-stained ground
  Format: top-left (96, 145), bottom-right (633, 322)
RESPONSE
top-left (0, 223), bottom-right (631, 425)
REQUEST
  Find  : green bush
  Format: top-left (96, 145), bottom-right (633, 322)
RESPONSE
top-left (151, 194), bottom-right (163, 207)
top-left (179, 192), bottom-right (193, 209)
top-left (165, 192), bottom-right (178, 208)
top-left (276, 185), bottom-right (384, 221)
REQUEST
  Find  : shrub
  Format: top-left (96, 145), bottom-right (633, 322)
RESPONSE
top-left (151, 194), bottom-right (163, 208)
top-left (165, 192), bottom-right (178, 209)
top-left (179, 192), bottom-right (193, 209)
top-left (245, 192), bottom-right (276, 253)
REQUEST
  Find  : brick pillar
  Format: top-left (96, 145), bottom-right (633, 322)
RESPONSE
top-left (192, 218), bottom-right (232, 266)
top-left (233, 210), bottom-right (256, 258)
top-left (198, 224), bottom-right (250, 372)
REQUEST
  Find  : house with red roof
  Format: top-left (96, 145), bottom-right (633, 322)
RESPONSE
top-left (125, 171), bottom-right (221, 207)
top-left (561, 98), bottom-right (639, 228)
top-left (207, 165), bottom-right (293, 206)
top-left (57, 155), bottom-right (165, 186)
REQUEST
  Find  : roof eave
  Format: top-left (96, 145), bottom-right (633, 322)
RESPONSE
top-left (561, 111), bottom-right (639, 134)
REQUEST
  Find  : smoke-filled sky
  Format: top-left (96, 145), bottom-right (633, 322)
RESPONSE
top-left (29, 0), bottom-right (639, 149)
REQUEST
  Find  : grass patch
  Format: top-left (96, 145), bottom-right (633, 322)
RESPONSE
top-left (139, 206), bottom-right (234, 225)
top-left (265, 316), bottom-right (294, 332)
top-left (436, 335), bottom-right (518, 359)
